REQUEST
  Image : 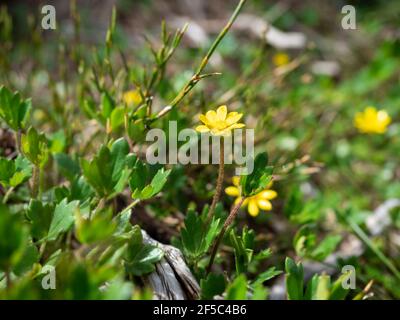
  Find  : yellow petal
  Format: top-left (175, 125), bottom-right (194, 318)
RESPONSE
top-left (216, 105), bottom-right (227, 121)
top-left (234, 197), bottom-right (248, 206)
top-left (232, 176), bottom-right (240, 186)
top-left (225, 112), bottom-right (243, 126)
top-left (248, 199), bottom-right (259, 217)
top-left (195, 125), bottom-right (210, 133)
top-left (199, 114), bottom-right (210, 125)
top-left (377, 110), bottom-right (391, 126)
top-left (205, 110), bottom-right (217, 124)
top-left (123, 90), bottom-right (142, 105)
top-left (257, 199), bottom-right (272, 211)
top-left (354, 113), bottom-right (363, 128)
top-left (259, 190), bottom-right (277, 200)
top-left (354, 107), bottom-right (391, 134)
top-left (210, 128), bottom-right (226, 136)
top-left (216, 128), bottom-right (233, 136)
top-left (228, 123), bottom-right (245, 130)
top-left (273, 53), bottom-right (290, 67)
top-left (365, 106), bottom-right (377, 117)
top-left (225, 186), bottom-right (240, 197)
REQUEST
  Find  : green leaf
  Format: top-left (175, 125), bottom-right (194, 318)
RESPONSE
top-left (329, 273), bottom-right (350, 300)
top-left (42, 249), bottom-right (63, 269)
top-left (115, 210), bottom-right (133, 235)
top-left (225, 274), bottom-right (248, 300)
top-left (54, 176), bottom-right (94, 204)
top-left (311, 235), bottom-right (342, 261)
top-left (147, 168), bottom-right (171, 196)
top-left (200, 273), bottom-right (226, 299)
top-left (126, 245), bottom-right (163, 275)
top-left (254, 248), bottom-right (272, 261)
top-left (21, 127), bottom-right (49, 168)
top-left (180, 208), bottom-right (220, 263)
top-left (181, 210), bottom-right (205, 259)
top-left (101, 91), bottom-right (115, 119)
top-left (229, 228), bottom-right (254, 275)
top-left (110, 138), bottom-right (130, 185)
top-left (285, 257), bottom-right (304, 300)
top-left (70, 177), bottom-right (94, 202)
top-left (0, 86), bottom-right (31, 131)
top-left (127, 118), bottom-right (146, 142)
top-left (242, 226), bottom-right (255, 249)
top-left (128, 156), bottom-right (148, 192)
top-left (284, 185), bottom-right (303, 218)
top-left (81, 138), bottom-right (130, 197)
top-left (252, 267), bottom-right (283, 287)
top-left (76, 208), bottom-right (117, 244)
top-left (131, 167), bottom-right (171, 200)
top-left (294, 225), bottom-right (342, 261)
top-left (68, 263), bottom-right (93, 299)
top-left (0, 155), bottom-right (32, 187)
top-left (49, 130), bottom-right (66, 153)
top-left (285, 188), bottom-right (322, 224)
top-left (101, 278), bottom-right (134, 300)
top-left (26, 200), bottom-right (54, 240)
top-left (9, 155), bottom-right (32, 187)
top-left (110, 106), bottom-right (125, 131)
top-left (240, 152), bottom-right (273, 197)
top-left (0, 204), bottom-right (29, 270)
top-left (293, 224), bottom-right (317, 257)
top-left (13, 245), bottom-right (39, 276)
top-left (54, 153), bottom-right (80, 182)
top-left (0, 157), bottom-right (15, 184)
top-left (251, 284), bottom-right (268, 300)
top-left (305, 274), bottom-right (331, 300)
top-left (124, 226), bottom-right (163, 276)
top-left (82, 98), bottom-right (97, 120)
top-left (81, 150), bottom-right (110, 196)
top-left (204, 216), bottom-right (221, 251)
top-left (47, 199), bottom-right (79, 241)
top-left (292, 201), bottom-right (321, 224)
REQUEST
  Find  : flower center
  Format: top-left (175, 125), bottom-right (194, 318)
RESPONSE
top-left (213, 120), bottom-right (228, 130)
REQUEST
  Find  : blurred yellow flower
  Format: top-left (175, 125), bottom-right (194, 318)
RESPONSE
top-left (123, 89), bottom-right (142, 105)
top-left (354, 106), bottom-right (391, 134)
top-left (225, 176), bottom-right (277, 217)
top-left (273, 52), bottom-right (290, 67)
top-left (196, 105), bottom-right (245, 136)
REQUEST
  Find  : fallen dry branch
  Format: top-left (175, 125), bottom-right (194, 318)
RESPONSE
top-left (142, 230), bottom-right (200, 300)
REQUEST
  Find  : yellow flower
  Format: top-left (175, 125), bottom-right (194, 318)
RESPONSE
top-left (225, 176), bottom-right (277, 217)
top-left (123, 89), bottom-right (142, 105)
top-left (354, 106), bottom-right (391, 134)
top-left (273, 52), bottom-right (290, 67)
top-left (195, 105), bottom-right (245, 136)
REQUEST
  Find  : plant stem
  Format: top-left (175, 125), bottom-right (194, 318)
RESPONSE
top-left (2, 186), bottom-right (14, 204)
top-left (14, 130), bottom-right (22, 153)
top-left (206, 138), bottom-right (225, 226)
top-left (124, 110), bottom-right (134, 151)
top-left (38, 167), bottom-right (44, 199)
top-left (206, 197), bottom-right (245, 274)
top-left (347, 216), bottom-right (400, 282)
top-left (39, 241), bottom-right (47, 258)
top-left (5, 268), bottom-right (11, 289)
top-left (92, 197), bottom-right (106, 219)
top-left (31, 165), bottom-right (39, 198)
top-left (119, 199), bottom-right (140, 216)
top-left (153, 0), bottom-right (247, 121)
